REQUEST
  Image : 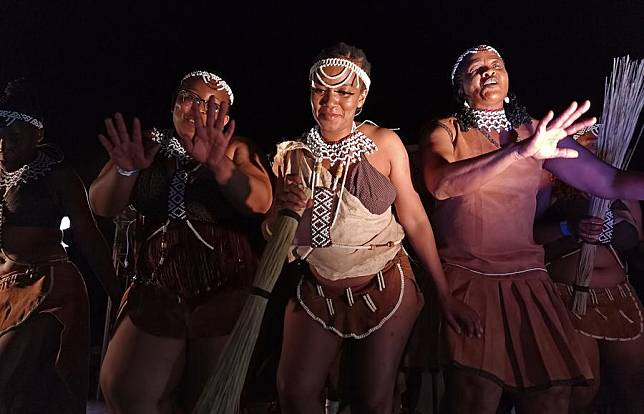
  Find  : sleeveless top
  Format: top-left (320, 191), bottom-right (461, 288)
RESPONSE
top-left (430, 117), bottom-right (546, 274)
top-left (131, 151), bottom-right (258, 298)
top-left (274, 140), bottom-right (404, 281)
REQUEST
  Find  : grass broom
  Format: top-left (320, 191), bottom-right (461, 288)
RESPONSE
top-left (572, 56), bottom-right (644, 315)
top-left (194, 149), bottom-right (308, 413)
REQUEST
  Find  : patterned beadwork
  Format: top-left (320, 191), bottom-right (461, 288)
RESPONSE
top-left (305, 126), bottom-right (377, 166)
top-left (0, 151), bottom-right (58, 248)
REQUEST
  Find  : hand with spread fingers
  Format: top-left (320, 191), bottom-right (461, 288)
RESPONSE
top-left (98, 113), bottom-right (160, 171)
top-left (180, 97), bottom-right (235, 169)
top-left (519, 100), bottom-right (597, 160)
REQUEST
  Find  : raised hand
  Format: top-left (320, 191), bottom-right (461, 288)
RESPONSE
top-left (518, 101), bottom-right (597, 160)
top-left (180, 97), bottom-right (235, 169)
top-left (440, 294), bottom-right (484, 338)
top-left (98, 113), bottom-right (160, 171)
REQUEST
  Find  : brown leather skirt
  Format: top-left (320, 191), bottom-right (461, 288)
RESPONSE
top-left (0, 260), bottom-right (89, 414)
top-left (294, 249), bottom-right (423, 339)
top-left (556, 281), bottom-right (643, 341)
top-left (436, 264), bottom-right (593, 391)
top-left (116, 281), bottom-right (249, 338)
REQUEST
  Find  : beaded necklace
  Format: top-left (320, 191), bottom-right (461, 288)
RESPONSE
top-left (146, 129), bottom-right (203, 283)
top-left (0, 151), bottom-right (59, 248)
top-left (457, 108), bottom-right (513, 149)
top-left (304, 125), bottom-right (377, 247)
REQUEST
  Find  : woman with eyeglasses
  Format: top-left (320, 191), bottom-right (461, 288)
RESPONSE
top-left (89, 71), bottom-right (272, 413)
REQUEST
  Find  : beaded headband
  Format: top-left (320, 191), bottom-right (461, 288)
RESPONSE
top-left (0, 110), bottom-right (43, 129)
top-left (309, 58), bottom-right (371, 91)
top-left (181, 70), bottom-right (234, 105)
top-left (451, 45), bottom-right (502, 84)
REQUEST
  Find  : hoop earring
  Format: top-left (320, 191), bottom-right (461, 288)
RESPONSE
top-left (355, 107), bottom-right (363, 117)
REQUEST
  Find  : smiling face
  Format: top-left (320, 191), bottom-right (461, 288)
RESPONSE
top-left (458, 50), bottom-right (509, 110)
top-left (172, 77), bottom-right (230, 141)
top-left (310, 64), bottom-right (367, 141)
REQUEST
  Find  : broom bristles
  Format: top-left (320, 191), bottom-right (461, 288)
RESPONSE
top-left (194, 213), bottom-right (301, 413)
top-left (573, 56), bottom-right (644, 314)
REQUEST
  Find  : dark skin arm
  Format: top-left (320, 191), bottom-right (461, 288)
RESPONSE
top-left (422, 102), bottom-right (595, 200)
top-left (54, 167), bottom-right (121, 304)
top-left (181, 99), bottom-right (272, 215)
top-left (545, 137), bottom-right (644, 200)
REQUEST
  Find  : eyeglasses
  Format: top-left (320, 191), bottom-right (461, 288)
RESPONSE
top-left (176, 89), bottom-right (220, 114)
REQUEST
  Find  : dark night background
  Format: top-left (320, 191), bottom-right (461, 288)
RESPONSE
top-left (2, 0), bottom-right (643, 396)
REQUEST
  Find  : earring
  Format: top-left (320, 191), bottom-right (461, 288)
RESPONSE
top-left (355, 107), bottom-right (363, 117)
top-left (504, 96), bottom-right (510, 103)
top-left (464, 101), bottom-right (470, 108)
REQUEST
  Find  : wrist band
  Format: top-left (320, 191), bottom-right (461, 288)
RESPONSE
top-left (116, 166), bottom-right (140, 177)
top-left (559, 220), bottom-right (572, 237)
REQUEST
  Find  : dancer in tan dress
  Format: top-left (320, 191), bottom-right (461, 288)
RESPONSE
top-left (422, 45), bottom-right (644, 413)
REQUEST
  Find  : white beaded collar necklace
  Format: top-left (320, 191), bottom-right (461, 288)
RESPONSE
top-left (471, 108), bottom-right (512, 133)
top-left (304, 125), bottom-right (377, 166)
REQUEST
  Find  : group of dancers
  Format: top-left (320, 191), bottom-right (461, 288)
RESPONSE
top-left (0, 42), bottom-right (642, 414)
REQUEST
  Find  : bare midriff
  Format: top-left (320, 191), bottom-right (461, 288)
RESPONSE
top-left (547, 245), bottom-right (626, 288)
top-left (0, 226), bottom-right (66, 274)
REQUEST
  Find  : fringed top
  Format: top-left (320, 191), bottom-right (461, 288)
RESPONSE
top-left (131, 154), bottom-right (259, 299)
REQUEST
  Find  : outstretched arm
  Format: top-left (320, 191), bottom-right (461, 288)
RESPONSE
top-left (422, 101), bottom-right (594, 200)
top-left (545, 137), bottom-right (644, 200)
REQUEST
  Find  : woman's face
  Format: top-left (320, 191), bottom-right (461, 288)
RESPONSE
top-left (459, 50), bottom-right (509, 110)
top-left (172, 77), bottom-right (230, 141)
top-left (310, 64), bottom-right (367, 139)
top-left (0, 122), bottom-right (41, 170)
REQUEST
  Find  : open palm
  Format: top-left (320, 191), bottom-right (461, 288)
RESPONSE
top-left (520, 101), bottom-right (597, 160)
top-left (98, 113), bottom-right (159, 170)
top-left (180, 97), bottom-right (235, 169)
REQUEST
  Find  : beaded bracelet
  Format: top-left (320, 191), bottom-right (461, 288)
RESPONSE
top-left (116, 166), bottom-right (140, 177)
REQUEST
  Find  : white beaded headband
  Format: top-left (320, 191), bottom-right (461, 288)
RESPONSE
top-left (0, 110), bottom-right (43, 129)
top-left (309, 58), bottom-right (371, 91)
top-left (181, 70), bottom-right (234, 105)
top-left (451, 45), bottom-right (502, 84)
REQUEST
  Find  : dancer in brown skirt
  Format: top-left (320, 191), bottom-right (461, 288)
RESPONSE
top-left (421, 45), bottom-right (644, 413)
top-left (535, 128), bottom-right (644, 413)
top-left (267, 42), bottom-right (479, 414)
top-left (90, 71), bottom-right (272, 413)
top-left (0, 79), bottom-right (121, 413)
